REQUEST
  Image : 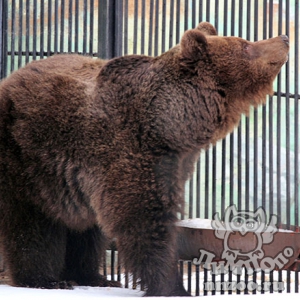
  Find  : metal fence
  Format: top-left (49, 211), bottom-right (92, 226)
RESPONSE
top-left (0, 0), bottom-right (299, 296)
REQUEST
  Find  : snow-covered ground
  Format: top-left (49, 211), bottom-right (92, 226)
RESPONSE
top-left (1, 284), bottom-right (300, 299)
top-left (1, 219), bottom-right (298, 298)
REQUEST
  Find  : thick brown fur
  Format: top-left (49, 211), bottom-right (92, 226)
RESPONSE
top-left (0, 23), bottom-right (288, 296)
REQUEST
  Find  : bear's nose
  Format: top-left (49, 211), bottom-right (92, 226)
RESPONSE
top-left (280, 35), bottom-right (289, 45)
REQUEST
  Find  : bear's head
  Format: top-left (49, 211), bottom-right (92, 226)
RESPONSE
top-left (180, 22), bottom-right (289, 102)
top-left (178, 22), bottom-right (289, 142)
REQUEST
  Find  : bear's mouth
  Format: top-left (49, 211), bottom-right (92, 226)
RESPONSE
top-left (268, 55), bottom-right (289, 66)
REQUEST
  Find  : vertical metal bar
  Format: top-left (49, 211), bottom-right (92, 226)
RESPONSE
top-left (192, 0), bottom-right (196, 28)
top-left (244, 268), bottom-right (249, 294)
top-left (0, 0), bottom-right (3, 79)
top-left (221, 139), bottom-right (226, 217)
top-left (175, 0), bottom-right (180, 43)
top-left (214, 0), bottom-right (218, 32)
top-left (268, 0), bottom-right (274, 218)
top-left (184, 0), bottom-right (188, 31)
top-left (54, 0), bottom-right (59, 54)
top-left (220, 272), bottom-right (225, 294)
top-left (25, 0), bottom-right (30, 63)
top-left (253, 0), bottom-right (259, 212)
top-left (229, 0), bottom-right (235, 212)
top-left (231, 0), bottom-right (235, 36)
top-left (168, 0), bottom-right (174, 49)
top-left (261, 0), bottom-right (267, 214)
top-left (212, 146), bottom-right (216, 216)
top-left (117, 259), bottom-right (121, 282)
top-left (203, 268), bottom-right (208, 296)
top-left (111, 250), bottom-right (115, 281)
top-left (47, 0), bottom-right (52, 56)
top-left (237, 0), bottom-right (243, 211)
top-left (0, 0), bottom-right (8, 79)
top-left (228, 269), bottom-right (232, 295)
top-left (89, 0), bottom-right (94, 55)
top-left (114, 0), bottom-right (123, 57)
top-left (294, 0), bottom-right (299, 233)
top-left (261, 270), bottom-right (265, 295)
top-left (285, 0), bottom-right (291, 230)
top-left (205, 151), bottom-right (209, 218)
top-left (189, 177), bottom-right (193, 219)
top-left (83, 0), bottom-right (88, 55)
top-left (261, 1), bottom-right (268, 292)
top-left (221, 0), bottom-right (228, 217)
top-left (211, 270), bottom-right (215, 295)
top-left (148, 0), bottom-right (154, 55)
top-left (245, 0), bottom-right (251, 213)
top-left (198, 0), bottom-right (203, 23)
top-left (252, 270), bottom-right (257, 294)
top-left (97, 0), bottom-right (115, 59)
top-left (206, 0), bottom-right (210, 22)
top-left (277, 0), bottom-right (283, 227)
top-left (270, 270), bottom-right (274, 293)
top-left (223, 0), bottom-right (228, 36)
top-left (68, 0), bottom-right (73, 53)
top-left (10, 0), bottom-right (16, 72)
top-left (141, 1), bottom-right (146, 54)
top-left (18, 0), bottom-right (23, 67)
top-left (196, 158), bottom-right (201, 218)
top-left (40, 0), bottom-right (44, 58)
top-left (236, 272), bottom-right (241, 294)
top-left (179, 261), bottom-right (184, 287)
top-left (103, 252), bottom-right (107, 277)
top-left (187, 261), bottom-right (192, 294)
top-left (75, 0), bottom-right (79, 53)
top-left (33, 0), bottom-right (37, 60)
top-left (287, 270), bottom-right (291, 293)
top-left (244, 1), bottom-right (251, 289)
top-left (133, 0), bottom-right (138, 54)
top-left (141, 0), bottom-right (146, 54)
top-left (60, 0), bottom-right (65, 53)
top-left (195, 264), bottom-right (200, 296)
top-left (154, 0), bottom-right (159, 56)
top-left (161, 0), bottom-right (166, 53)
top-left (123, 0), bottom-right (128, 55)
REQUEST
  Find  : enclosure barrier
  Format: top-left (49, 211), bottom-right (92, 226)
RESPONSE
top-left (0, 0), bottom-right (299, 296)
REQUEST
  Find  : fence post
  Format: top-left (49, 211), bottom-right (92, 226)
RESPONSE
top-left (97, 0), bottom-right (123, 59)
top-left (0, 0), bottom-right (7, 80)
top-left (98, 0), bottom-right (114, 59)
top-left (0, 0), bottom-right (4, 79)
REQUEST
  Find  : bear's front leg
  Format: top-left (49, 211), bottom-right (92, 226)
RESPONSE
top-left (99, 155), bottom-right (190, 296)
top-left (116, 220), bottom-right (190, 296)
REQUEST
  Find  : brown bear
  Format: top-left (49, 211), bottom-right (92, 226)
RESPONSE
top-left (0, 22), bottom-right (289, 296)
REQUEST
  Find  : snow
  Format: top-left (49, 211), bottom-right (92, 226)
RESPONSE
top-left (0, 218), bottom-right (297, 299)
top-left (0, 285), bottom-right (143, 299)
top-left (177, 218), bottom-right (294, 232)
top-left (177, 218), bottom-right (214, 229)
top-left (0, 284), bottom-right (300, 299)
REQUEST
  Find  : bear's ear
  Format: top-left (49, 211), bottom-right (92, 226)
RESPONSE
top-left (180, 29), bottom-right (207, 61)
top-left (196, 22), bottom-right (218, 36)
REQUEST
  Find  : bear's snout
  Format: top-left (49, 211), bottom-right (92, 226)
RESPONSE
top-left (280, 35), bottom-right (289, 46)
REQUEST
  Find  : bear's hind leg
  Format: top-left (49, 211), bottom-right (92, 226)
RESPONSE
top-left (0, 202), bottom-right (69, 289)
top-left (62, 226), bottom-right (121, 287)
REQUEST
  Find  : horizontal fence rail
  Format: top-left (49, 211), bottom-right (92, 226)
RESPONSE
top-left (0, 0), bottom-right (299, 296)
